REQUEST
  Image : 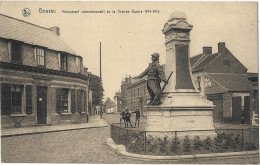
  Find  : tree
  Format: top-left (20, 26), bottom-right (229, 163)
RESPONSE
top-left (89, 73), bottom-right (104, 106)
top-left (104, 97), bottom-right (115, 109)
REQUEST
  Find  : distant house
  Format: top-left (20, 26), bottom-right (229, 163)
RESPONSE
top-left (190, 42), bottom-right (251, 124)
top-left (0, 14), bottom-right (89, 128)
top-left (104, 98), bottom-right (116, 114)
top-left (126, 76), bottom-right (148, 117)
top-left (114, 91), bottom-right (121, 113)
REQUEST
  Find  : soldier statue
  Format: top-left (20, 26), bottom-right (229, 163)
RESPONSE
top-left (133, 53), bottom-right (167, 105)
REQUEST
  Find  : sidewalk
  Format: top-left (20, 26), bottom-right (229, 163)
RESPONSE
top-left (1, 115), bottom-right (108, 137)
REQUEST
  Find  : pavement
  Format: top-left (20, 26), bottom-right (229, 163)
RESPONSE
top-left (1, 113), bottom-right (258, 138)
top-left (1, 115), bottom-right (108, 137)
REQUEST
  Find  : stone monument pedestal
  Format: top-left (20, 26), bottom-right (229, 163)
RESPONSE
top-left (145, 92), bottom-right (217, 139)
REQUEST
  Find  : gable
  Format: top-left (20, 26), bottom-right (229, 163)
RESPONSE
top-left (205, 48), bottom-right (247, 74)
top-left (193, 53), bottom-right (219, 72)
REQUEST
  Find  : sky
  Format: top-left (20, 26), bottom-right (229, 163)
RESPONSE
top-left (0, 1), bottom-right (258, 100)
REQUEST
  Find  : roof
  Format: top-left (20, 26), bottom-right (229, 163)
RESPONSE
top-left (0, 13), bottom-right (77, 55)
top-left (190, 54), bottom-right (203, 67)
top-left (192, 53), bottom-right (219, 71)
top-left (248, 72), bottom-right (258, 79)
top-left (206, 73), bottom-right (250, 92)
top-left (127, 76), bottom-right (146, 89)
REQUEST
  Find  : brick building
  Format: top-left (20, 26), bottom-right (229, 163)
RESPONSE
top-left (120, 76), bottom-right (131, 112)
top-left (0, 14), bottom-right (89, 128)
top-left (126, 77), bottom-right (149, 117)
top-left (191, 42), bottom-right (251, 124)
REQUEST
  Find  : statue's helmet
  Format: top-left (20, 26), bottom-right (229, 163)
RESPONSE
top-left (151, 53), bottom-right (160, 59)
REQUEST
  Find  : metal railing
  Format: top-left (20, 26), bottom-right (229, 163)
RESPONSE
top-left (110, 123), bottom-right (259, 155)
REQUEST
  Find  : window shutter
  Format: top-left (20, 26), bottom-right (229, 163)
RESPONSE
top-left (1, 83), bottom-right (11, 115)
top-left (26, 85), bottom-right (32, 115)
top-left (71, 89), bottom-right (76, 113)
top-left (77, 89), bottom-right (81, 112)
top-left (244, 96), bottom-right (250, 124)
top-left (56, 88), bottom-right (62, 114)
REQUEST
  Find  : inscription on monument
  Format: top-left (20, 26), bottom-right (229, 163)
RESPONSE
top-left (175, 44), bottom-right (195, 89)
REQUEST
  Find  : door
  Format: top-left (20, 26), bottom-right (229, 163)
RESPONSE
top-left (232, 96), bottom-right (242, 124)
top-left (207, 94), bottom-right (223, 122)
top-left (244, 96), bottom-right (250, 124)
top-left (37, 86), bottom-right (47, 124)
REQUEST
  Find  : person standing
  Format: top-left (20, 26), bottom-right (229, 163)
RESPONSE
top-left (133, 53), bottom-right (167, 105)
top-left (131, 109), bottom-right (141, 128)
top-left (125, 109), bottom-right (133, 128)
top-left (120, 109), bottom-right (126, 127)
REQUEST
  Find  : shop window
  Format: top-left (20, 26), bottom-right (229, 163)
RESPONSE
top-left (56, 88), bottom-right (70, 114)
top-left (61, 89), bottom-right (69, 112)
top-left (77, 89), bottom-right (84, 113)
top-left (61, 54), bottom-right (68, 70)
top-left (36, 48), bottom-right (45, 66)
top-left (1, 84), bottom-right (24, 115)
top-left (11, 42), bottom-right (22, 63)
top-left (11, 84), bottom-right (23, 114)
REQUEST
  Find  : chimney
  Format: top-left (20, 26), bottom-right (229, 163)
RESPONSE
top-left (49, 26), bottom-right (60, 36)
top-left (203, 47), bottom-right (212, 54)
top-left (218, 42), bottom-right (225, 53)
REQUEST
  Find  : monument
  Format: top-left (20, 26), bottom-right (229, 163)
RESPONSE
top-left (145, 11), bottom-right (216, 138)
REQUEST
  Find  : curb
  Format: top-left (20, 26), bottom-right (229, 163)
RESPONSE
top-left (1, 123), bottom-right (108, 138)
top-left (106, 138), bottom-right (259, 161)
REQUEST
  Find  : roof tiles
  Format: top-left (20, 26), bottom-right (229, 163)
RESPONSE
top-left (0, 14), bottom-right (77, 55)
top-left (207, 73), bottom-right (250, 92)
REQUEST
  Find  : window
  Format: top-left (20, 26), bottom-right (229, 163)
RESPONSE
top-left (11, 85), bottom-right (23, 114)
top-left (36, 48), bottom-right (45, 66)
top-left (223, 60), bottom-right (230, 66)
top-left (76, 57), bottom-right (81, 73)
top-left (61, 88), bottom-right (69, 112)
top-left (11, 42), bottom-right (22, 63)
top-left (61, 54), bottom-right (68, 70)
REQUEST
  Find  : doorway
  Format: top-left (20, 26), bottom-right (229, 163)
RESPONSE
top-left (37, 86), bottom-right (47, 124)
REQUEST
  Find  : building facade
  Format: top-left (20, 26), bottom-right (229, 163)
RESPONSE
top-left (120, 76), bottom-right (131, 112)
top-left (191, 42), bottom-right (251, 124)
top-left (126, 77), bottom-right (149, 117)
top-left (0, 14), bottom-right (89, 128)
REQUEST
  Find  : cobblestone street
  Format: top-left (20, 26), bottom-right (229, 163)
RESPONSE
top-left (1, 114), bottom-right (259, 164)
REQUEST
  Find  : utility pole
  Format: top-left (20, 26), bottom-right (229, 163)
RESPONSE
top-left (100, 42), bottom-right (102, 119)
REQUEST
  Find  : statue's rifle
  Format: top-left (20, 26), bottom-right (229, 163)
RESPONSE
top-left (151, 71), bottom-right (173, 105)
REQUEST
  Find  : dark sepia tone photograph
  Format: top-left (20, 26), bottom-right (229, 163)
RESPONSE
top-left (0, 1), bottom-right (258, 164)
